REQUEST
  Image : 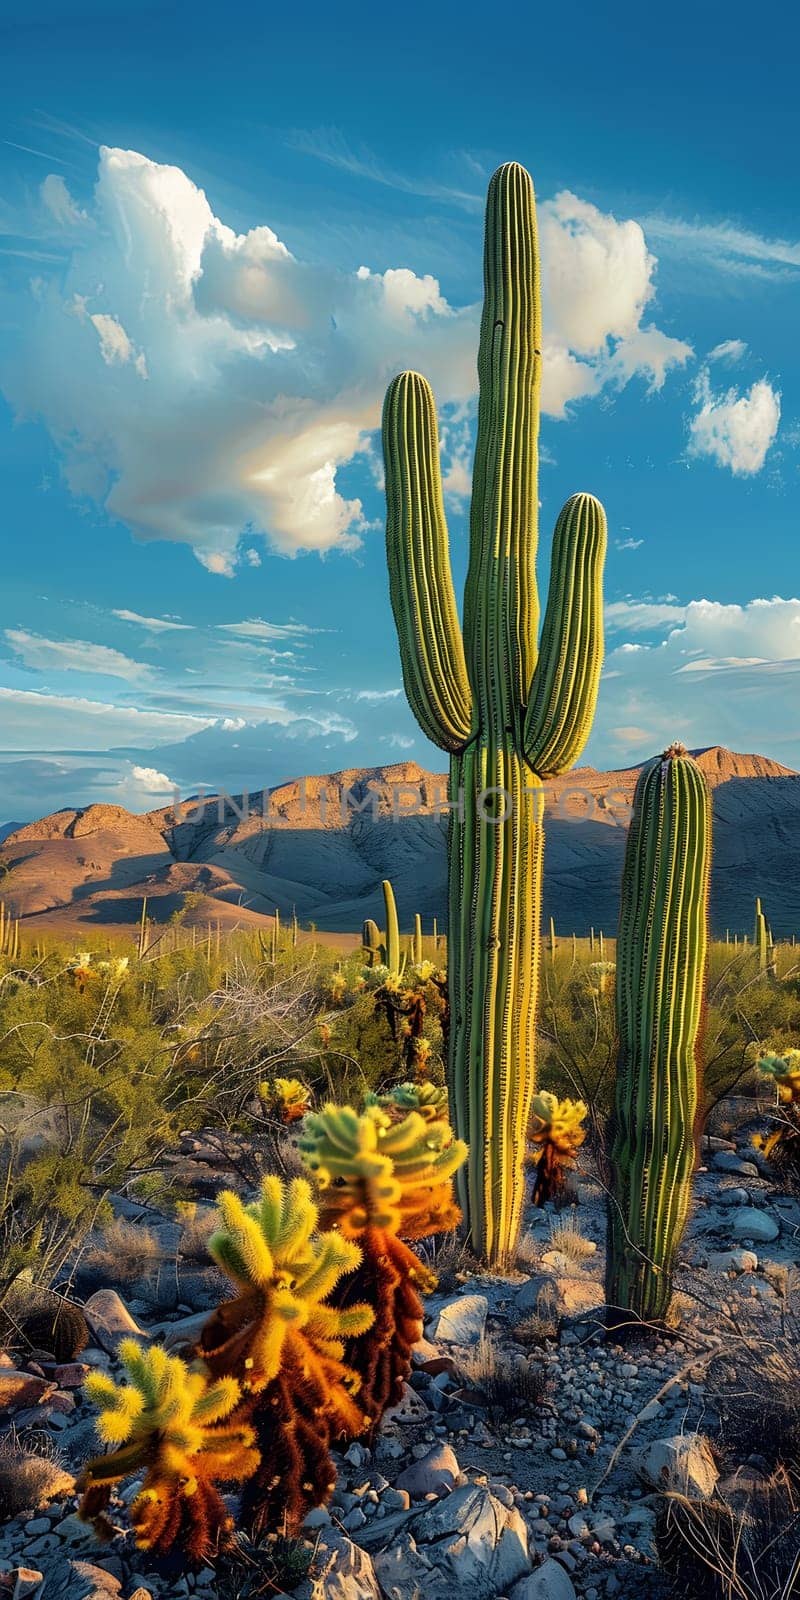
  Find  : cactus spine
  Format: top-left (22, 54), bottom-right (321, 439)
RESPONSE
top-left (383, 162), bottom-right (606, 1262)
top-left (606, 743), bottom-right (711, 1328)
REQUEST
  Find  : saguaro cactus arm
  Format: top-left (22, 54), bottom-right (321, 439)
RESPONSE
top-left (524, 492), bottom-right (607, 775)
top-left (383, 372), bottom-right (472, 752)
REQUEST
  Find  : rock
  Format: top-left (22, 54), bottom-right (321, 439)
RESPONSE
top-left (433, 1294), bottom-right (488, 1346)
top-left (295, 1531), bottom-right (380, 1600)
top-left (83, 1290), bottom-right (146, 1354)
top-left (633, 1433), bottom-right (719, 1499)
top-left (0, 1370), bottom-right (55, 1415)
top-left (395, 1442), bottom-right (461, 1499)
top-left (61, 1561), bottom-right (123, 1599)
top-left (160, 1309), bottom-right (209, 1353)
top-left (53, 1362), bottom-right (90, 1388)
top-left (510, 1561), bottom-right (578, 1600)
top-left (516, 1275), bottom-right (603, 1318)
top-left (707, 1249), bottom-right (758, 1273)
top-left (11, 1573), bottom-right (44, 1600)
top-left (381, 1381), bottom-right (431, 1428)
top-left (718, 1187), bottom-right (750, 1207)
top-left (724, 1207), bottom-right (779, 1244)
top-left (415, 1483), bottom-right (531, 1597)
top-left (373, 1531), bottom-right (450, 1599)
top-left (713, 1151), bottom-right (759, 1177)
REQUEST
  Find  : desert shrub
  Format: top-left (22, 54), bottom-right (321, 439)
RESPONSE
top-left (85, 1216), bottom-right (164, 1284)
top-left (416, 1229), bottom-right (481, 1294)
top-left (455, 1334), bottom-right (547, 1417)
top-left (657, 1470), bottom-right (800, 1600)
top-left (547, 1210), bottom-right (597, 1264)
top-left (177, 1202), bottom-right (218, 1261)
top-left (512, 1286), bottom-right (559, 1347)
top-left (701, 945), bottom-right (800, 1118)
top-left (536, 953), bottom-right (617, 1135)
top-left (215, 1529), bottom-right (316, 1599)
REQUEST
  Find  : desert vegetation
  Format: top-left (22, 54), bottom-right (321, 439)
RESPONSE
top-left (1, 158), bottom-right (799, 1600)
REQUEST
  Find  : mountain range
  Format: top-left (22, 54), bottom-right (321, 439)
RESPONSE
top-left (2, 747), bottom-right (799, 941)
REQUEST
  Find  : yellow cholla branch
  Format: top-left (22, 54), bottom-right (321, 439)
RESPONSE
top-left (77, 1341), bottom-right (257, 1562)
top-left (529, 1091), bottom-right (588, 1205)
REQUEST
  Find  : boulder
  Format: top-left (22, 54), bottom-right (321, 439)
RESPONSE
top-left (724, 1207), bottom-right (779, 1243)
top-left (395, 1442), bottom-right (461, 1500)
top-left (295, 1531), bottom-right (380, 1600)
top-left (433, 1294), bottom-right (488, 1346)
top-left (373, 1531), bottom-right (450, 1599)
top-left (706, 1249), bottom-right (758, 1273)
top-left (414, 1482), bottom-right (531, 1597)
top-left (516, 1275), bottom-right (603, 1318)
top-left (633, 1432), bottom-right (718, 1499)
top-left (83, 1290), bottom-right (146, 1354)
top-left (510, 1559), bottom-right (578, 1600)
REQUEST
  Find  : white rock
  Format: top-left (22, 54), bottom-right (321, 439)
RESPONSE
top-left (373, 1531), bottom-right (449, 1599)
top-left (510, 1560), bottom-right (577, 1600)
top-left (415, 1483), bottom-right (531, 1596)
top-left (395, 1442), bottom-right (461, 1499)
top-left (83, 1289), bottom-right (146, 1354)
top-left (633, 1433), bottom-right (718, 1499)
top-left (433, 1294), bottom-right (488, 1346)
top-left (724, 1207), bottom-right (779, 1243)
top-left (707, 1249), bottom-right (758, 1273)
top-left (297, 1531), bottom-right (380, 1600)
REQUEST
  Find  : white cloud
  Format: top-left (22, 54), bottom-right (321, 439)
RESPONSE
top-left (130, 764), bottom-right (175, 792)
top-left (217, 618), bottom-right (319, 642)
top-left (642, 214), bottom-right (800, 280)
top-left (113, 609), bottom-right (192, 631)
top-left (40, 174), bottom-right (89, 227)
top-left (605, 599), bottom-right (687, 632)
top-left (355, 688), bottom-right (403, 702)
top-left (592, 594), bottom-right (800, 767)
top-left (615, 537), bottom-right (644, 552)
top-left (2, 148), bottom-right (694, 567)
top-left (688, 369), bottom-right (781, 475)
top-left (539, 191), bottom-right (693, 414)
top-left (0, 687), bottom-right (213, 750)
top-left (4, 628), bottom-right (153, 682)
top-left (708, 338), bottom-right (748, 364)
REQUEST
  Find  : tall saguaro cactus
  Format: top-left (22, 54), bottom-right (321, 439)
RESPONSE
top-left (383, 163), bottom-right (607, 1262)
top-left (606, 743), bottom-right (711, 1328)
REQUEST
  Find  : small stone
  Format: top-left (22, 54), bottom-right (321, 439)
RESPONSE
top-left (713, 1151), bottom-right (759, 1177)
top-left (23, 1519), bottom-right (50, 1537)
top-left (510, 1558), bottom-right (577, 1599)
top-left (725, 1208), bottom-right (779, 1244)
top-left (303, 1506), bottom-right (332, 1529)
top-left (383, 1487), bottom-right (411, 1510)
top-left (633, 1432), bottom-right (718, 1499)
top-left (53, 1362), bottom-right (90, 1388)
top-left (0, 1370), bottom-right (55, 1415)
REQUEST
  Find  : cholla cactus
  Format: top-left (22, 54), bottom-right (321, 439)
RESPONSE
top-left (299, 1104), bottom-right (466, 1432)
top-left (529, 1091), bottom-right (588, 1205)
top-left (67, 951), bottom-right (96, 991)
top-left (77, 1342), bottom-right (257, 1561)
top-left (258, 1076), bottom-right (312, 1124)
top-left (369, 1080), bottom-right (449, 1123)
top-left (199, 1176), bottom-right (372, 1533)
top-left (758, 1049), bottom-right (800, 1104)
top-left (96, 956), bottom-right (130, 982)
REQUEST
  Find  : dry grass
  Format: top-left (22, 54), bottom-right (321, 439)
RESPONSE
top-left (514, 1230), bottom-right (541, 1269)
top-left (658, 1471), bottom-right (800, 1600)
top-left (417, 1230), bottom-right (481, 1295)
top-left (177, 1202), bottom-right (218, 1262)
top-left (547, 1209), bottom-right (597, 1264)
top-left (85, 1216), bottom-right (165, 1284)
top-left (456, 1333), bottom-right (548, 1416)
top-left (512, 1283), bottom-right (560, 1348)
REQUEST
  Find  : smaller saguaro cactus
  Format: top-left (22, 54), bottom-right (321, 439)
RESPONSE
top-left (382, 878), bottom-right (401, 975)
top-left (299, 1103), bottom-right (466, 1433)
top-left (606, 742), bottom-right (711, 1330)
top-left (412, 912), bottom-right (423, 966)
top-left (754, 896), bottom-right (777, 976)
top-left (362, 917), bottom-right (383, 967)
top-left (78, 1343), bottom-right (257, 1561)
top-left (200, 1176), bottom-right (373, 1533)
top-left (549, 917), bottom-right (556, 963)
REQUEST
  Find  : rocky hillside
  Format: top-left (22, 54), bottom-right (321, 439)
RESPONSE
top-left (3, 747), bottom-right (800, 937)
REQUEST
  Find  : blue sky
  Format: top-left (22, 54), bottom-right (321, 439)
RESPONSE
top-left (1, 0), bottom-right (798, 824)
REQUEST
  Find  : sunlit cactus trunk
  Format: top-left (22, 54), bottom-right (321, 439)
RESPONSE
top-left (383, 163), bottom-right (607, 1263)
top-left (606, 743), bottom-right (711, 1328)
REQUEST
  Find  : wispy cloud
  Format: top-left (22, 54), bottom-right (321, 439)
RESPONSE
top-left (4, 629), bottom-right (154, 683)
top-left (113, 609), bottom-right (193, 632)
top-left (285, 128), bottom-right (483, 212)
top-left (642, 213), bottom-right (800, 279)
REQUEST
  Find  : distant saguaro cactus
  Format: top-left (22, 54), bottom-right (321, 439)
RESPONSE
top-left (383, 162), bottom-right (607, 1262)
top-left (606, 742), bottom-right (711, 1328)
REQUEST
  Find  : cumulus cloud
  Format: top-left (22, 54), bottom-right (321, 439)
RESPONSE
top-left (539, 191), bottom-right (693, 414)
top-left (2, 148), bottom-right (693, 568)
top-left (688, 368), bottom-right (781, 475)
top-left (591, 594), bottom-right (800, 767)
top-left (130, 765), bottom-right (175, 792)
top-left (40, 174), bottom-right (89, 227)
top-left (4, 629), bottom-right (153, 682)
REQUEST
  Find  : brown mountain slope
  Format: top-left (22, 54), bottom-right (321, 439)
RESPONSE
top-left (3, 747), bottom-right (800, 939)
